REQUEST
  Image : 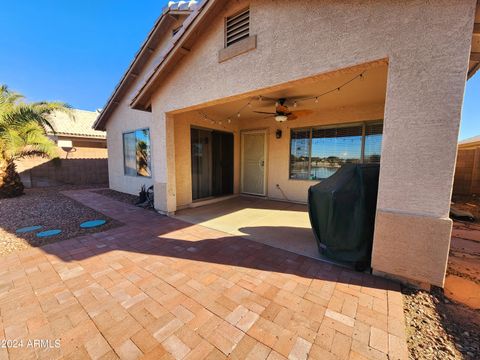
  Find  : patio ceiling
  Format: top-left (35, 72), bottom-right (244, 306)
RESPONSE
top-left (191, 63), bottom-right (388, 121)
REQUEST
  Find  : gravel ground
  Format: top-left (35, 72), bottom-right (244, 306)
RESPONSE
top-left (93, 188), bottom-right (139, 206)
top-left (403, 286), bottom-right (480, 360)
top-left (0, 186), bottom-right (121, 256)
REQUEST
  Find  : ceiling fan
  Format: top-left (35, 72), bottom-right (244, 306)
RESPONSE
top-left (253, 98), bottom-right (311, 122)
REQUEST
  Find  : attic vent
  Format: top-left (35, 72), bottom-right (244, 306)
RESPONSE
top-left (225, 8), bottom-right (249, 47)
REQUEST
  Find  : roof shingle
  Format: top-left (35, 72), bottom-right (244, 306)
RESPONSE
top-left (46, 109), bottom-right (105, 139)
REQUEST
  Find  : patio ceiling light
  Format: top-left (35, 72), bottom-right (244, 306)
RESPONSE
top-left (275, 115), bottom-right (288, 122)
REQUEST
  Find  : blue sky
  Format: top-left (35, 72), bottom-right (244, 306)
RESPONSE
top-left (0, 1), bottom-right (478, 140)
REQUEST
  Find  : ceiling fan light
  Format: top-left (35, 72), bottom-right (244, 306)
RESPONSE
top-left (275, 115), bottom-right (288, 122)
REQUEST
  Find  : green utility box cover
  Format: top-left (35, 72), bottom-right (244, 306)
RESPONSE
top-left (308, 164), bottom-right (380, 267)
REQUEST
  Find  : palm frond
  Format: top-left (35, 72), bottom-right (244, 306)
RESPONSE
top-left (0, 85), bottom-right (67, 162)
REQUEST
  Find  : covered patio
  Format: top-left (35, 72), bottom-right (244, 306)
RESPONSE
top-left (168, 60), bottom-right (388, 271)
top-left (171, 60), bottom-right (387, 211)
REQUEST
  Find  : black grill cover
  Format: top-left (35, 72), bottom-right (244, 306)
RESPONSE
top-left (308, 163), bottom-right (380, 265)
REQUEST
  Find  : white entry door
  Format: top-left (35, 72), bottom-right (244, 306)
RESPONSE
top-left (241, 130), bottom-right (267, 195)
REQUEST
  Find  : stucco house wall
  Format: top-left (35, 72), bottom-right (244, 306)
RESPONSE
top-left (105, 15), bottom-right (188, 195)
top-left (143, 0), bottom-right (475, 287)
top-left (102, 0), bottom-right (476, 287)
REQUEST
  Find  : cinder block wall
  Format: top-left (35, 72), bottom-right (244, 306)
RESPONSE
top-left (453, 148), bottom-right (480, 196)
top-left (16, 144), bottom-right (108, 188)
top-left (17, 158), bottom-right (109, 188)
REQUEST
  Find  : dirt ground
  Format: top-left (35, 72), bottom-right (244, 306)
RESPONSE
top-left (403, 286), bottom-right (480, 360)
top-left (447, 195), bottom-right (480, 309)
top-left (0, 186), bottom-right (121, 256)
top-left (402, 194), bottom-right (480, 359)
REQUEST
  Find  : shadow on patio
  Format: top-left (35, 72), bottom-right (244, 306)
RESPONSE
top-left (174, 196), bottom-right (319, 259)
top-left (0, 189), bottom-right (408, 360)
top-left (9, 189), bottom-right (394, 292)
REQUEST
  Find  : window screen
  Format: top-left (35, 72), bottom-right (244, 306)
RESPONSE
top-left (123, 129), bottom-right (151, 177)
top-left (226, 9), bottom-right (249, 47)
top-left (289, 122), bottom-right (383, 180)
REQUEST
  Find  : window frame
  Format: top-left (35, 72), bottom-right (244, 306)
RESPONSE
top-left (224, 7), bottom-right (250, 48)
top-left (122, 127), bottom-right (152, 178)
top-left (289, 120), bottom-right (383, 181)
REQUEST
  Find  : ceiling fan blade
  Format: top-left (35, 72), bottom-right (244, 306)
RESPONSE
top-left (287, 114), bottom-right (298, 120)
top-left (253, 111), bottom-right (276, 115)
top-left (291, 110), bottom-right (313, 117)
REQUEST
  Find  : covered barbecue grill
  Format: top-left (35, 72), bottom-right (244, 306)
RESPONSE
top-left (308, 163), bottom-right (380, 269)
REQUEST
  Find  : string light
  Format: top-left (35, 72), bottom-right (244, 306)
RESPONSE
top-left (197, 71), bottom-right (365, 125)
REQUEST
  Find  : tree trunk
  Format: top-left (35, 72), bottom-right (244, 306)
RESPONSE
top-left (0, 159), bottom-right (25, 198)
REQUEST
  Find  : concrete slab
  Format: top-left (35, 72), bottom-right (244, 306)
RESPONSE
top-left (174, 196), bottom-right (320, 259)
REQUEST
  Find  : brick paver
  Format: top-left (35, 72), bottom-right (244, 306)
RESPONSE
top-left (0, 190), bottom-right (408, 359)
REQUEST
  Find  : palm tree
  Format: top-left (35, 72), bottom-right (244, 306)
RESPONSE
top-left (0, 85), bottom-right (71, 198)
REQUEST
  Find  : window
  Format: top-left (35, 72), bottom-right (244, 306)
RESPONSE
top-left (364, 123), bottom-right (383, 164)
top-left (225, 8), bottom-right (249, 47)
top-left (123, 128), bottom-right (151, 177)
top-left (289, 122), bottom-right (383, 180)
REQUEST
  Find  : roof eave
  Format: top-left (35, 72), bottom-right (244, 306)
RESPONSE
top-left (93, 6), bottom-right (194, 131)
top-left (130, 0), bottom-right (220, 111)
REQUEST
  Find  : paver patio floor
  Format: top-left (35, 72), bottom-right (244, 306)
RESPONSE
top-left (0, 189), bottom-right (408, 360)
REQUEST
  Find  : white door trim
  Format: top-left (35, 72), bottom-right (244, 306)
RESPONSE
top-left (241, 129), bottom-right (268, 196)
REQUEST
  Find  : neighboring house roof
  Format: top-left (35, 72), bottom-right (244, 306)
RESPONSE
top-left (459, 135), bottom-right (480, 148)
top-left (93, 0), bottom-right (199, 131)
top-left (47, 109), bottom-right (105, 139)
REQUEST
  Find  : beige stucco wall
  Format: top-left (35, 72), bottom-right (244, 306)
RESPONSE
top-left (105, 15), bottom-right (187, 195)
top-left (106, 0), bottom-right (476, 286)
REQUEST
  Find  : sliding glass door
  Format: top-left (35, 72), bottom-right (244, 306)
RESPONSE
top-left (191, 128), bottom-right (233, 201)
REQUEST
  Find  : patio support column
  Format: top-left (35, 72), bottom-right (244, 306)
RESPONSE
top-left (151, 111), bottom-right (176, 214)
top-left (371, 7), bottom-right (476, 288)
